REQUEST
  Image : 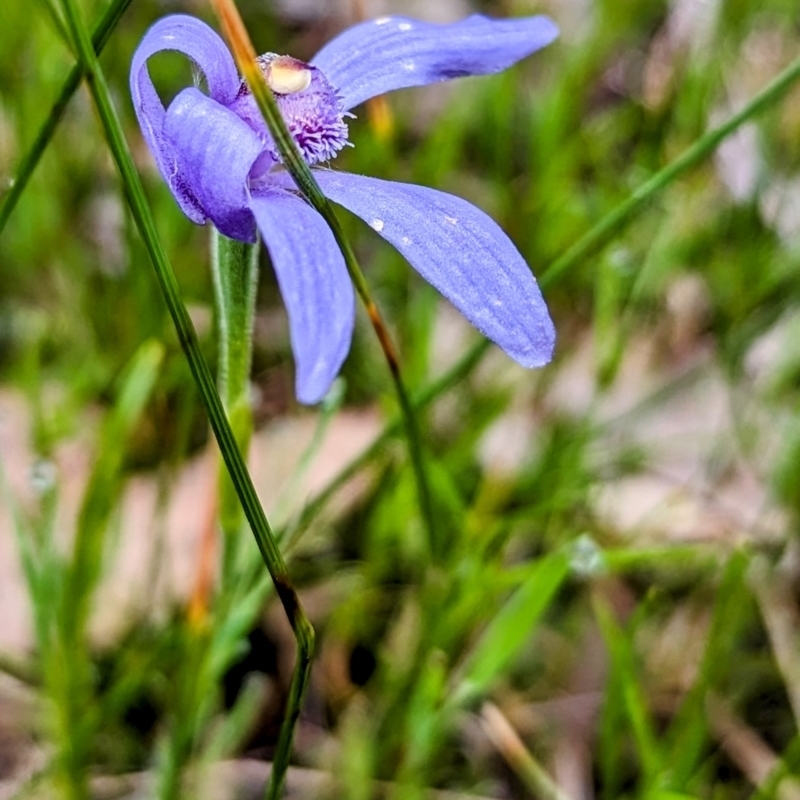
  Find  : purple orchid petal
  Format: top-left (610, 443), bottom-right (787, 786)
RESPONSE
top-left (130, 15), bottom-right (241, 223)
top-left (311, 14), bottom-right (559, 111)
top-left (249, 189), bottom-right (355, 404)
top-left (163, 88), bottom-right (262, 242)
top-left (313, 171), bottom-right (555, 368)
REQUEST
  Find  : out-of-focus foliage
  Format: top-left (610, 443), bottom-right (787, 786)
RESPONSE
top-left (3, 0), bottom-right (800, 798)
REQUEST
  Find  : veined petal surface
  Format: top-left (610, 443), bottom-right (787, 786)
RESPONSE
top-left (130, 15), bottom-right (241, 223)
top-left (250, 189), bottom-right (355, 404)
top-left (314, 171), bottom-right (555, 368)
top-left (311, 14), bottom-right (559, 111)
top-left (163, 89), bottom-right (262, 242)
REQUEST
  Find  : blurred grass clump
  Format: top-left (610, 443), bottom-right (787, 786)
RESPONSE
top-left (3, 0), bottom-right (800, 798)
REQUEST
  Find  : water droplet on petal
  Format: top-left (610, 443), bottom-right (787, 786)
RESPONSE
top-left (370, 219), bottom-right (385, 232)
top-left (444, 215), bottom-right (458, 225)
top-left (398, 22), bottom-right (412, 32)
top-left (375, 16), bottom-right (392, 25)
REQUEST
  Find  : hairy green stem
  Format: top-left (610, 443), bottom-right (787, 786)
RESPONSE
top-left (211, 229), bottom-right (259, 585)
top-left (55, 4), bottom-right (314, 799)
top-left (211, 229), bottom-right (259, 411)
top-left (0, 0), bottom-right (133, 236)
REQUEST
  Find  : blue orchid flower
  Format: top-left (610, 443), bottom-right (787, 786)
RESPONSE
top-left (131, 13), bottom-right (558, 404)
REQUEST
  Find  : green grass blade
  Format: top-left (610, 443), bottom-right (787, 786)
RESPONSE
top-left (665, 551), bottom-right (751, 790)
top-left (593, 594), bottom-right (662, 789)
top-left (64, 340), bottom-right (164, 637)
top-left (451, 548), bottom-right (570, 707)
top-left (34, 0), bottom-right (72, 50)
top-left (0, 0), bottom-right (134, 237)
top-left (541, 52), bottom-right (800, 285)
top-left (48, 340), bottom-right (163, 800)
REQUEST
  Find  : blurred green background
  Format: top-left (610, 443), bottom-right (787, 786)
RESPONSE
top-left (3, 0), bottom-right (800, 798)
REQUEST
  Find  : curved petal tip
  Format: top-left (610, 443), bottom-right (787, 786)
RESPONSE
top-left (249, 189), bottom-right (355, 405)
top-left (312, 171), bottom-right (557, 372)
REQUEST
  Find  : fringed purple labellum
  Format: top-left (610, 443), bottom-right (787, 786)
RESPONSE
top-left (231, 55), bottom-right (352, 167)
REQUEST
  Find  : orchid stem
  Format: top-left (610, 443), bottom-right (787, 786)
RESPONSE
top-left (211, 228), bottom-right (259, 589)
top-left (0, 0), bottom-right (133, 237)
top-left (56, 4), bottom-right (314, 800)
top-left (209, 0), bottom-right (440, 562)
